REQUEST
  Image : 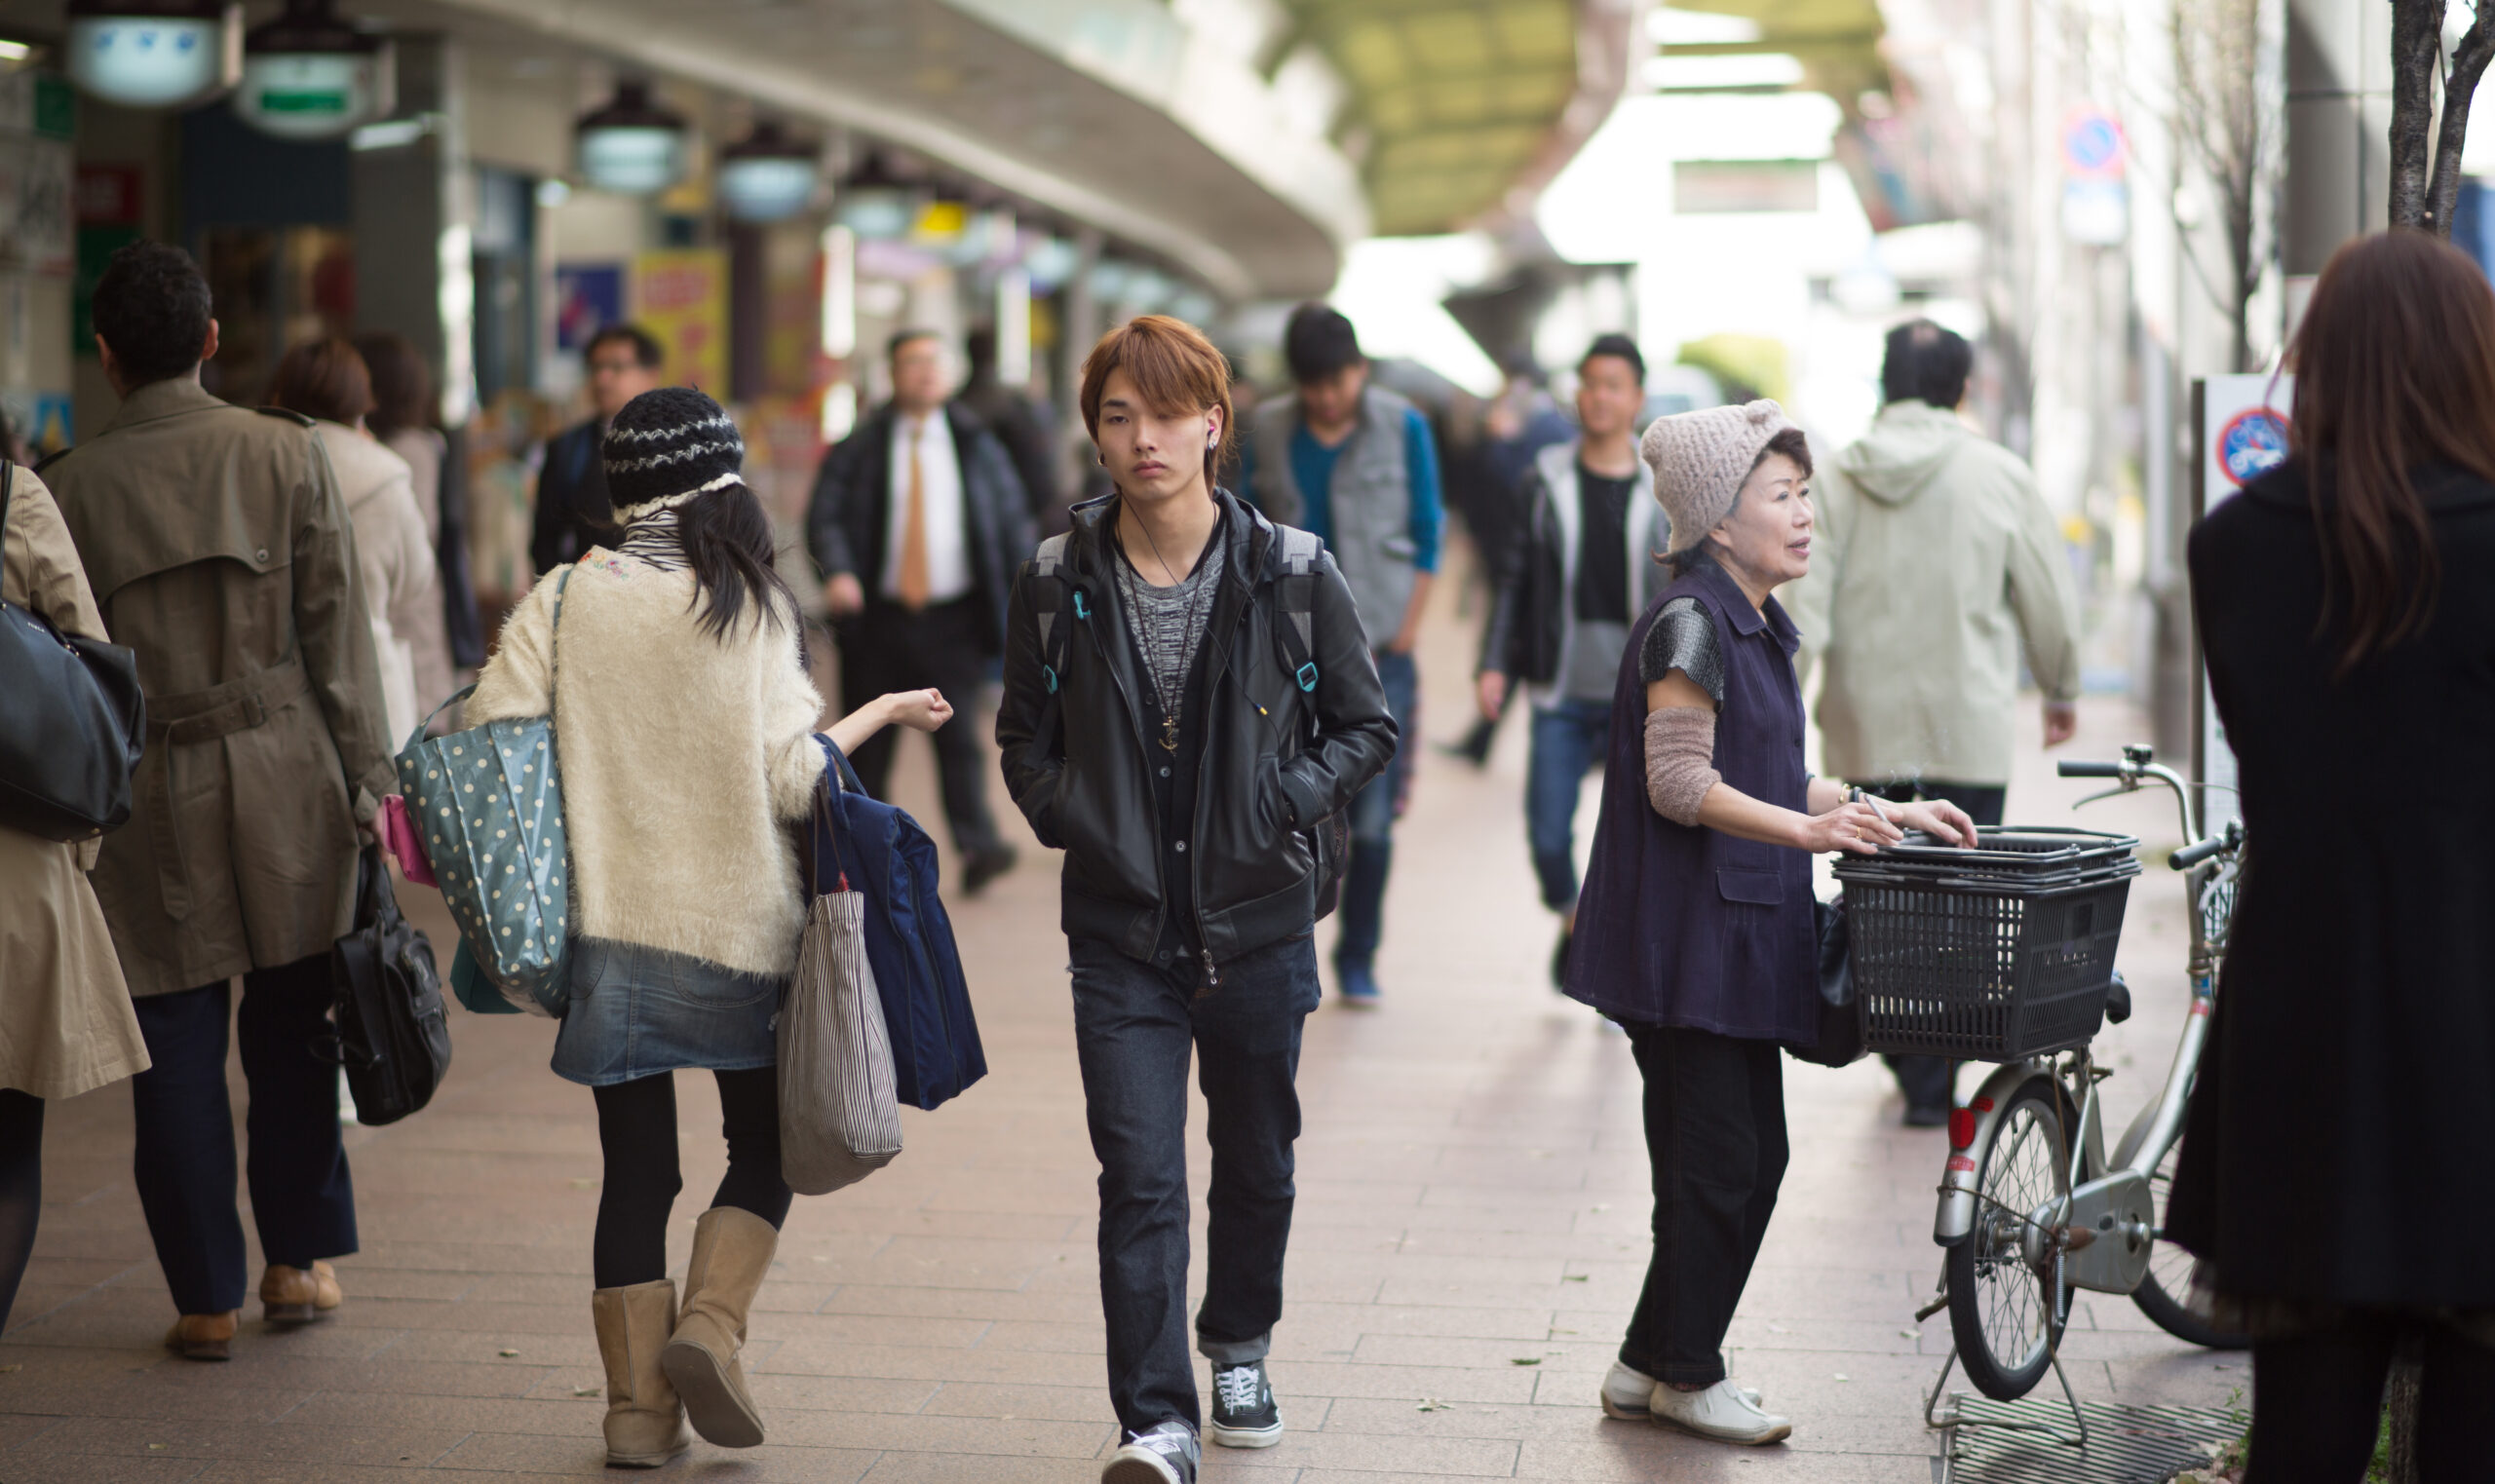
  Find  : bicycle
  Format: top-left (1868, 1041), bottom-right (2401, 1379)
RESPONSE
top-left (1896, 744), bottom-right (2247, 1415)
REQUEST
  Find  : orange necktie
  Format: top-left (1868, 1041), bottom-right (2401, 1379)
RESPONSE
top-left (898, 419), bottom-right (931, 610)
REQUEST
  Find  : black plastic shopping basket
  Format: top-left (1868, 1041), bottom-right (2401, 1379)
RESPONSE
top-left (1832, 827), bottom-right (2141, 1062)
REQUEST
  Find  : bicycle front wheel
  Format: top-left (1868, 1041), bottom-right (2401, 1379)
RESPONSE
top-left (2130, 1140), bottom-right (2248, 1349)
top-left (1946, 1079), bottom-right (2074, 1399)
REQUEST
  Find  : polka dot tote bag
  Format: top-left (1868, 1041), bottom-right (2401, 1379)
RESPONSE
top-left (394, 569), bottom-right (573, 1015)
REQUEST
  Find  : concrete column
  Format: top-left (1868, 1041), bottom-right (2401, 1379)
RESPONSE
top-left (351, 34), bottom-right (476, 425)
top-left (2284, 0), bottom-right (2389, 276)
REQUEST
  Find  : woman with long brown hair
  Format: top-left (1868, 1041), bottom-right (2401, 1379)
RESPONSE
top-left (2169, 229), bottom-right (2495, 1477)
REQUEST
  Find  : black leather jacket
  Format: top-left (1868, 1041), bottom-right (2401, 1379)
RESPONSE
top-left (1479, 459), bottom-right (1566, 686)
top-left (997, 491), bottom-right (1397, 969)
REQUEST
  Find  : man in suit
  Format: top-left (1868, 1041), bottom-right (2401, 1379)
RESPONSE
top-left (530, 323), bottom-right (664, 577)
top-left (806, 329), bottom-right (1034, 894)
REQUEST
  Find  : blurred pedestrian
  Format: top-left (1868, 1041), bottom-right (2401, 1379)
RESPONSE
top-left (532, 324), bottom-right (663, 578)
top-left (1478, 335), bottom-right (1669, 986)
top-left (0, 465), bottom-right (151, 1329)
top-left (997, 317), bottom-right (1394, 1483)
top-left (1783, 320), bottom-right (2080, 1126)
top-left (269, 336), bottom-right (451, 742)
top-left (467, 387), bottom-right (952, 1465)
top-left (806, 329), bottom-right (1032, 894)
top-left (1240, 305), bottom-right (1443, 1004)
top-left (357, 329), bottom-right (484, 679)
top-left (45, 242), bottom-right (395, 1359)
top-left (2168, 231), bottom-right (2495, 1480)
top-left (961, 323), bottom-right (1063, 534)
top-left (1568, 400), bottom-right (1971, 1445)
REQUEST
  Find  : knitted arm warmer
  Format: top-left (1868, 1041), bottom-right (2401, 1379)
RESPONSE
top-left (1643, 706), bottom-right (1722, 826)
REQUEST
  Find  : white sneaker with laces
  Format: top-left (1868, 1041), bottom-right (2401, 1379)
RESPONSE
top-left (1598, 1362), bottom-right (1759, 1420)
top-left (1648, 1378), bottom-right (1791, 1445)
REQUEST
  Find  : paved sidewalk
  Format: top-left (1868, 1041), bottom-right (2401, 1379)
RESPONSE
top-left (0, 584), bottom-right (2246, 1481)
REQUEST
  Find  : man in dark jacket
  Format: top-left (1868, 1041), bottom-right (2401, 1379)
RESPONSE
top-left (530, 323), bottom-right (663, 577)
top-left (1477, 335), bottom-right (1668, 987)
top-left (997, 318), bottom-right (1393, 1484)
top-left (808, 328), bottom-right (1033, 893)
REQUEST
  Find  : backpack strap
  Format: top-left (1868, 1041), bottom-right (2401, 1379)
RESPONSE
top-left (1267, 524), bottom-right (1323, 697)
top-left (1023, 532), bottom-right (1086, 755)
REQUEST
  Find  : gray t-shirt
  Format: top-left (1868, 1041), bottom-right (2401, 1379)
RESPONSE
top-left (1115, 528), bottom-right (1227, 717)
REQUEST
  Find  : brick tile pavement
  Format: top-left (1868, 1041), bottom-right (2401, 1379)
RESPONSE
top-left (0, 580), bottom-right (2249, 1480)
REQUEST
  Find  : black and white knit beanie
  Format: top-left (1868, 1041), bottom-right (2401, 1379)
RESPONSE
top-left (602, 386), bottom-right (745, 519)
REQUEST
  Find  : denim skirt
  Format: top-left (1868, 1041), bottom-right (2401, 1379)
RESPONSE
top-left (551, 936), bottom-right (784, 1087)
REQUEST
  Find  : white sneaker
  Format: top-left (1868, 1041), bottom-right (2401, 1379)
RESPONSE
top-left (1648, 1378), bottom-right (1791, 1445)
top-left (1599, 1362), bottom-right (1760, 1420)
top-left (1101, 1421), bottom-right (1198, 1483)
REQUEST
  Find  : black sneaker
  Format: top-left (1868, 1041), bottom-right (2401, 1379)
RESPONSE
top-left (961, 844), bottom-right (1017, 896)
top-left (1550, 926), bottom-right (1573, 993)
top-left (1102, 1420), bottom-right (1198, 1483)
top-left (1208, 1358), bottom-right (1284, 1448)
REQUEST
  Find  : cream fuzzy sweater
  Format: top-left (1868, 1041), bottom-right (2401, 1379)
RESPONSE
top-left (467, 549), bottom-right (826, 976)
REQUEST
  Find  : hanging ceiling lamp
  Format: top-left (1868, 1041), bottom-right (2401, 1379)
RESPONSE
top-left (576, 78), bottom-right (688, 196)
top-left (833, 150), bottom-right (913, 241)
top-left (718, 119), bottom-right (819, 223)
top-left (65, 0), bottom-right (239, 110)
top-left (235, 0), bottom-right (392, 140)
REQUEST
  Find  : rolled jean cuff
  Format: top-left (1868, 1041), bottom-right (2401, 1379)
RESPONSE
top-left (1199, 1329), bottom-right (1272, 1365)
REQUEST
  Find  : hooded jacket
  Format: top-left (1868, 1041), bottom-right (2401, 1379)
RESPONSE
top-left (1784, 400), bottom-right (2080, 786)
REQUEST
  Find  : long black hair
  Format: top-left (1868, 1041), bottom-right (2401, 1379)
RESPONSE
top-left (666, 481), bottom-right (802, 653)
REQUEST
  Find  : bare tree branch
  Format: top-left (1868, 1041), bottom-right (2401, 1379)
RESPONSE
top-left (2170, 0), bottom-right (2277, 368)
top-left (2428, 6), bottom-right (2495, 236)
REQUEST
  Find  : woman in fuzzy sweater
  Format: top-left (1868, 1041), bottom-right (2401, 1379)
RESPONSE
top-left (467, 388), bottom-right (950, 1467)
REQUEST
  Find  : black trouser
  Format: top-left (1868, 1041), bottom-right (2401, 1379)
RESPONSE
top-left (131, 956), bottom-right (358, 1315)
top-left (0, 1089), bottom-right (41, 1329)
top-left (590, 1067), bottom-right (791, 1289)
top-left (2247, 1316), bottom-right (2495, 1483)
top-left (1862, 780), bottom-right (2007, 1113)
top-left (1618, 1024), bottom-right (1787, 1387)
top-left (836, 596), bottom-right (1002, 856)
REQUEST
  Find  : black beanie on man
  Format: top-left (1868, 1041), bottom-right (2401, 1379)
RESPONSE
top-left (601, 386), bottom-right (745, 517)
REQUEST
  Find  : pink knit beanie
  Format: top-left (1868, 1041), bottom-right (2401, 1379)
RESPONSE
top-left (1641, 399), bottom-right (1796, 554)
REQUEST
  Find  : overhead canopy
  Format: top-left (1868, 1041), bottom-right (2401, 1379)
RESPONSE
top-left (1286, 0), bottom-right (1638, 238)
top-left (1652, 0), bottom-right (1887, 111)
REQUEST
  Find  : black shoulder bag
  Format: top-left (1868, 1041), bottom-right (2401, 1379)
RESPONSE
top-left (0, 460), bottom-right (148, 842)
top-left (324, 845), bottom-right (452, 1125)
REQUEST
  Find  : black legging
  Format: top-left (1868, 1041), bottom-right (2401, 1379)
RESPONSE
top-left (2249, 1316), bottom-right (2495, 1483)
top-left (0, 1090), bottom-right (40, 1329)
top-left (591, 1068), bottom-right (791, 1289)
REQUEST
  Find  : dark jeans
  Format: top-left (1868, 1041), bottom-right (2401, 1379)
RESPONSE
top-left (590, 1067), bottom-right (792, 1289)
top-left (2247, 1317), bottom-right (2495, 1483)
top-left (1862, 780), bottom-right (2007, 1112)
top-left (837, 595), bottom-right (1002, 856)
top-left (1335, 648), bottom-right (1416, 972)
top-left (1069, 932), bottom-right (1321, 1436)
top-left (130, 956), bottom-right (358, 1315)
top-left (0, 1089), bottom-right (40, 1330)
top-left (1525, 699), bottom-right (1611, 912)
top-left (1619, 1023), bottom-right (1787, 1386)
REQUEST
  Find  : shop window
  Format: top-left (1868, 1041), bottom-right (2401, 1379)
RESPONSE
top-left (472, 165), bottom-right (535, 400)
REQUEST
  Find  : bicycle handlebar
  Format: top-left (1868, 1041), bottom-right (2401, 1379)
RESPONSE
top-left (2169, 836), bottom-right (2228, 870)
top-left (2057, 760), bottom-right (2127, 779)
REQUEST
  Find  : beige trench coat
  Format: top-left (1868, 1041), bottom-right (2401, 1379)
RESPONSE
top-left (45, 378), bottom-right (398, 998)
top-left (0, 470), bottom-right (150, 1096)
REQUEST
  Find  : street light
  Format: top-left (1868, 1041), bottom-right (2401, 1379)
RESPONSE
top-left (64, 0), bottom-right (239, 110)
top-left (235, 0), bottom-right (393, 141)
top-left (718, 119), bottom-right (819, 222)
top-left (576, 78), bottom-right (688, 196)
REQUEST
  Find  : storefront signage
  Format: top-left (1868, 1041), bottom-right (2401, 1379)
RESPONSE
top-left (633, 249), bottom-right (726, 393)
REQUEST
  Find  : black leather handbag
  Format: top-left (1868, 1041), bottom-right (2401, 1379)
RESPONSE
top-left (324, 846), bottom-right (452, 1126)
top-left (0, 462), bottom-right (147, 842)
top-left (1788, 894), bottom-right (1868, 1068)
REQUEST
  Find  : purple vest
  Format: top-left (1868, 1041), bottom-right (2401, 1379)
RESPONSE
top-left (1564, 559), bottom-right (1817, 1041)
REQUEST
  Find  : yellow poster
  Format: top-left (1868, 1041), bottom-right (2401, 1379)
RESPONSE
top-left (631, 248), bottom-right (728, 395)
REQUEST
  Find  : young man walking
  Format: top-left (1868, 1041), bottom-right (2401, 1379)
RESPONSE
top-left (44, 242), bottom-right (396, 1357)
top-left (1239, 305), bottom-right (1443, 1003)
top-left (1477, 335), bottom-right (1669, 986)
top-left (809, 329), bottom-right (1033, 894)
top-left (997, 316), bottom-right (1394, 1483)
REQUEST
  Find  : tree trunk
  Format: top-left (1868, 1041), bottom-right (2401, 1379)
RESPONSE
top-left (2389, 0), bottom-right (2442, 228)
top-left (2385, 1338), bottom-right (2424, 1484)
top-left (2428, 15), bottom-right (2495, 238)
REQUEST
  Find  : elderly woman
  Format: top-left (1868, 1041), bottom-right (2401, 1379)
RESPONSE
top-left (1565, 400), bottom-right (1973, 1445)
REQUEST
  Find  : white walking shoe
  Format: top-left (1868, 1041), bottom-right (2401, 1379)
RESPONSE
top-left (1648, 1378), bottom-right (1791, 1445)
top-left (1598, 1362), bottom-right (1759, 1421)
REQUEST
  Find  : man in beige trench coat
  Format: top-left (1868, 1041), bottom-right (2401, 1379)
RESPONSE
top-left (44, 242), bottom-right (397, 1360)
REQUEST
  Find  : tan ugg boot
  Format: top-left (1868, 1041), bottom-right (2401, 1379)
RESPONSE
top-left (662, 1206), bottom-right (777, 1448)
top-left (592, 1279), bottom-right (690, 1468)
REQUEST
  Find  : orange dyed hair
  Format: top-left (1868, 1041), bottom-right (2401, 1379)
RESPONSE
top-left (1079, 315), bottom-right (1237, 488)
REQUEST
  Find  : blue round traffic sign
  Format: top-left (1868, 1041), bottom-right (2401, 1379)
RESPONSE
top-left (2217, 407), bottom-right (2289, 486)
top-left (2063, 112), bottom-right (2124, 176)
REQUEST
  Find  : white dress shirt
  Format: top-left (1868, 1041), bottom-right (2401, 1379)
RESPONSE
top-left (880, 409), bottom-right (973, 606)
